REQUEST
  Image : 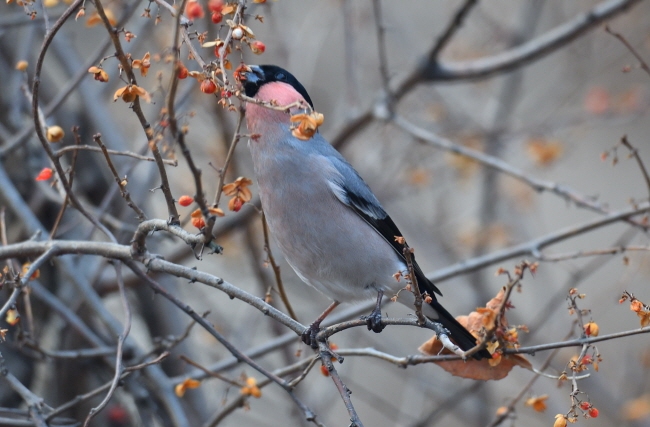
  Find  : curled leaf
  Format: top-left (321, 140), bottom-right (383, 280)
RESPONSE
top-left (290, 112), bottom-right (324, 141)
top-left (113, 85), bottom-right (151, 103)
top-left (175, 378), bottom-right (201, 397)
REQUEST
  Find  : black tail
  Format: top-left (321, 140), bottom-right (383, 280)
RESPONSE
top-left (389, 235), bottom-right (491, 360)
top-left (429, 299), bottom-right (491, 360)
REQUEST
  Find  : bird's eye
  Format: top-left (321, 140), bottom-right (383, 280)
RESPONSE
top-left (275, 72), bottom-right (285, 81)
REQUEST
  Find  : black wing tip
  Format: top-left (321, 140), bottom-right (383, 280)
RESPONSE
top-left (430, 300), bottom-right (491, 360)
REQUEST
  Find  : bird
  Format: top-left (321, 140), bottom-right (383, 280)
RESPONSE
top-left (239, 64), bottom-right (490, 359)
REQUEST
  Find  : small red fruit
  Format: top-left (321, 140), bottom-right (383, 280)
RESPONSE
top-left (207, 0), bottom-right (223, 13)
top-left (579, 402), bottom-right (590, 410)
top-left (588, 407), bottom-right (599, 418)
top-left (200, 79), bottom-right (217, 94)
top-left (220, 89), bottom-right (231, 98)
top-left (184, 0), bottom-right (204, 20)
top-left (35, 168), bottom-right (53, 181)
top-left (231, 197), bottom-right (243, 212)
top-left (213, 42), bottom-right (230, 59)
top-left (319, 365), bottom-right (329, 377)
top-left (211, 12), bottom-right (222, 23)
top-left (250, 40), bottom-right (265, 55)
top-left (178, 195), bottom-right (193, 207)
top-left (191, 217), bottom-right (206, 229)
top-left (177, 63), bottom-right (188, 79)
top-left (107, 405), bottom-right (128, 423)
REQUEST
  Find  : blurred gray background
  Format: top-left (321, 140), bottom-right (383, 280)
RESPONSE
top-left (1, 0), bottom-right (650, 426)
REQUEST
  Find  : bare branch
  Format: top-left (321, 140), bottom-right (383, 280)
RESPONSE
top-left (332, 0), bottom-right (642, 149)
top-left (262, 212), bottom-right (297, 321)
top-left (94, 133), bottom-right (148, 222)
top-left (54, 144), bottom-right (178, 165)
top-left (394, 114), bottom-right (650, 230)
top-left (83, 262), bottom-right (132, 426)
top-left (605, 24), bottom-right (650, 77)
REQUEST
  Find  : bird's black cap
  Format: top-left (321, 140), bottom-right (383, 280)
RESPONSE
top-left (241, 65), bottom-right (314, 109)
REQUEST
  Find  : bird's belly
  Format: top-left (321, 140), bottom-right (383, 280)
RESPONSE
top-left (261, 184), bottom-right (405, 302)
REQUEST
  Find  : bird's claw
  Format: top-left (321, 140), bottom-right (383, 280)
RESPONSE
top-left (362, 309), bottom-right (385, 333)
top-left (301, 324), bottom-right (320, 349)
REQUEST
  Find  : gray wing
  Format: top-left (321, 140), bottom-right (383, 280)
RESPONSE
top-left (309, 134), bottom-right (442, 296)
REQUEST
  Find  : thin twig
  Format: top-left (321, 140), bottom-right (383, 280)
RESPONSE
top-left (203, 355), bottom-right (324, 427)
top-left (123, 260), bottom-right (308, 396)
top-left (427, 201), bottom-right (650, 282)
top-left (605, 24), bottom-right (650, 77)
top-left (167, 0), bottom-right (217, 245)
top-left (371, 0), bottom-right (392, 117)
top-left (45, 352), bottom-right (170, 421)
top-left (394, 114), bottom-right (650, 231)
top-left (178, 355), bottom-right (241, 387)
top-left (539, 244), bottom-right (650, 262)
top-left (1, 199), bottom-right (647, 343)
top-left (0, 351), bottom-right (48, 427)
top-left (428, 0), bottom-right (478, 60)
top-left (318, 341), bottom-right (363, 427)
top-left (217, 0), bottom-right (246, 89)
top-left (485, 332), bottom-right (570, 427)
top-left (49, 125), bottom-right (81, 239)
top-left (0, 246), bottom-right (60, 321)
top-left (331, 0), bottom-right (643, 150)
top-left (402, 242), bottom-right (425, 325)
top-left (212, 108), bottom-right (245, 207)
top-left (83, 262), bottom-right (132, 426)
top-left (30, 0), bottom-right (117, 242)
top-left (620, 135), bottom-right (650, 201)
top-left (469, 261), bottom-right (533, 359)
top-left (262, 212), bottom-right (297, 321)
top-left (54, 144), bottom-right (178, 165)
top-left (94, 0), bottom-right (180, 225)
top-left (94, 133), bottom-right (147, 221)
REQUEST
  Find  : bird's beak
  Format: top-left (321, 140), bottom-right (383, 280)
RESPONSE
top-left (240, 65), bottom-right (264, 83)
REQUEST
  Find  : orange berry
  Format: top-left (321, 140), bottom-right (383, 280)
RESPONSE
top-left (229, 196), bottom-right (243, 212)
top-left (320, 365), bottom-right (329, 377)
top-left (200, 79), bottom-right (217, 94)
top-left (178, 195), bottom-right (193, 206)
top-left (553, 415), bottom-right (567, 427)
top-left (579, 402), bottom-right (590, 410)
top-left (588, 407), bottom-right (599, 418)
top-left (584, 321), bottom-right (599, 337)
top-left (191, 217), bottom-right (205, 229)
top-left (213, 42), bottom-right (230, 58)
top-left (35, 168), bottom-right (53, 181)
top-left (211, 12), bottom-right (222, 23)
top-left (207, 0), bottom-right (222, 13)
top-left (177, 63), bottom-right (188, 79)
top-left (250, 40), bottom-right (265, 55)
top-left (250, 386), bottom-right (261, 398)
top-left (15, 60), bottom-right (28, 71)
top-left (184, 0), bottom-right (204, 20)
top-left (46, 125), bottom-right (65, 143)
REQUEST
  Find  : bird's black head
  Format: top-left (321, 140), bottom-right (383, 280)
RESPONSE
top-left (241, 65), bottom-right (314, 109)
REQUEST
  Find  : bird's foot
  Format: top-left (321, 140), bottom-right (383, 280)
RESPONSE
top-left (362, 308), bottom-right (385, 333)
top-left (362, 290), bottom-right (386, 333)
top-left (301, 322), bottom-right (321, 349)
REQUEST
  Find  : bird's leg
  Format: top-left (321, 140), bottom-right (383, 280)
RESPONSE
top-left (362, 290), bottom-right (386, 333)
top-left (302, 301), bottom-right (340, 348)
